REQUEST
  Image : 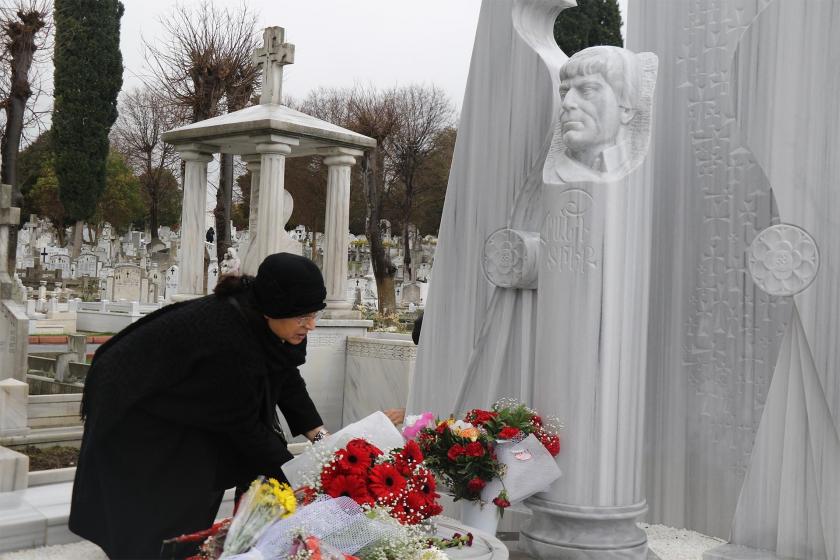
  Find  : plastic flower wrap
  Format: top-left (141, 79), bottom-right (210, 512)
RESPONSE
top-left (221, 477), bottom-right (297, 557)
top-left (418, 399), bottom-right (563, 515)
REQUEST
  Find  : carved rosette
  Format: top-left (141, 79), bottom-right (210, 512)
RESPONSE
top-left (483, 228), bottom-right (540, 289)
top-left (747, 224), bottom-right (819, 296)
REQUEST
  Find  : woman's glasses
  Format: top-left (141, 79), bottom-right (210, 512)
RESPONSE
top-left (294, 310), bottom-right (325, 326)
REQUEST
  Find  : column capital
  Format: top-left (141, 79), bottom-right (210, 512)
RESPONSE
top-left (179, 150), bottom-right (214, 163)
top-left (323, 154), bottom-right (357, 167)
top-left (242, 153), bottom-right (262, 173)
top-left (256, 142), bottom-right (292, 155)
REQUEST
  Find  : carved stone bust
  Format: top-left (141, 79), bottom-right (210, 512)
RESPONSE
top-left (545, 45), bottom-right (658, 184)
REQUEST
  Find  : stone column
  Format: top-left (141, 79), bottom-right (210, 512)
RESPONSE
top-left (176, 149), bottom-right (213, 298)
top-left (253, 143), bottom-right (292, 263)
top-left (242, 154), bottom-right (262, 235)
top-left (322, 154), bottom-right (356, 313)
top-left (0, 185), bottom-right (21, 300)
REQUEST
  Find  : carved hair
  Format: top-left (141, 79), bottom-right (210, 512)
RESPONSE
top-left (559, 46), bottom-right (641, 110)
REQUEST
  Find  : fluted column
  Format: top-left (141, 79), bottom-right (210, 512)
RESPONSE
top-left (323, 154), bottom-right (356, 311)
top-left (242, 154), bottom-right (261, 235)
top-left (177, 149), bottom-right (213, 298)
top-left (254, 143), bottom-right (292, 263)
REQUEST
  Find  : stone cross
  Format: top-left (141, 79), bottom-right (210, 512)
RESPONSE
top-left (40, 247), bottom-right (48, 263)
top-left (252, 27), bottom-right (295, 105)
top-left (0, 184), bottom-right (21, 300)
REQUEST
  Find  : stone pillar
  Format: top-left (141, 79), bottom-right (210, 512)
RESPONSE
top-left (253, 143), bottom-right (292, 263)
top-left (323, 154), bottom-right (356, 313)
top-left (242, 154), bottom-right (262, 235)
top-left (0, 184), bottom-right (21, 300)
top-left (176, 149), bottom-right (213, 298)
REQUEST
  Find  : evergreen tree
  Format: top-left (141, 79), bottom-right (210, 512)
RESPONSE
top-left (554, 0), bottom-right (623, 56)
top-left (52, 0), bottom-right (124, 224)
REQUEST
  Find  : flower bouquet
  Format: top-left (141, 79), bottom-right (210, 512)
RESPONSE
top-left (412, 400), bottom-right (562, 518)
top-left (299, 437), bottom-right (444, 525)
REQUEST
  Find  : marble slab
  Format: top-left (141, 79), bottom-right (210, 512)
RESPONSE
top-left (0, 380), bottom-right (28, 437)
top-left (0, 448), bottom-right (27, 492)
top-left (342, 335), bottom-right (416, 426)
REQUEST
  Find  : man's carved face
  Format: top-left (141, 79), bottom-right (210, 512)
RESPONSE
top-left (559, 72), bottom-right (628, 154)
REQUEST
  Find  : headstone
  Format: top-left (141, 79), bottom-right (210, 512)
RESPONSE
top-left (165, 265), bottom-right (179, 299)
top-left (111, 264), bottom-right (143, 301)
top-left (48, 254), bottom-right (70, 278)
top-left (206, 261), bottom-right (219, 294)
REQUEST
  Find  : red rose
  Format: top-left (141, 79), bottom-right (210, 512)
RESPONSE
top-left (498, 426), bottom-right (521, 440)
top-left (465, 441), bottom-right (485, 457)
top-left (447, 444), bottom-right (465, 461)
top-left (467, 477), bottom-right (486, 493)
top-left (493, 496), bottom-right (511, 508)
top-left (465, 409), bottom-right (498, 425)
top-left (538, 432), bottom-right (561, 456)
top-left (435, 421), bottom-right (449, 434)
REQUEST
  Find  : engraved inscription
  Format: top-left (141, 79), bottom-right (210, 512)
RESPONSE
top-left (541, 189), bottom-right (599, 275)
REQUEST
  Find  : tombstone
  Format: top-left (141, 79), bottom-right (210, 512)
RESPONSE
top-left (206, 261), bottom-right (219, 294)
top-left (0, 184), bottom-right (27, 380)
top-left (76, 253), bottom-right (99, 278)
top-left (165, 265), bottom-right (179, 299)
top-left (402, 282), bottom-right (422, 306)
top-left (48, 254), bottom-right (70, 279)
top-left (147, 266), bottom-right (163, 303)
top-left (111, 264), bottom-right (143, 301)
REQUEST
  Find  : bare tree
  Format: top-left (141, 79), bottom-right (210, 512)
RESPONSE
top-left (389, 84), bottom-right (454, 279)
top-left (145, 0), bottom-right (259, 261)
top-left (112, 86), bottom-right (186, 240)
top-left (0, 0), bottom-right (51, 273)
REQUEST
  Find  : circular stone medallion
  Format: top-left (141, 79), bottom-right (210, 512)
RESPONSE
top-left (747, 224), bottom-right (819, 296)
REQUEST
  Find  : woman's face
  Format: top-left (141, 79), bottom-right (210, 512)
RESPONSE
top-left (265, 313), bottom-right (317, 345)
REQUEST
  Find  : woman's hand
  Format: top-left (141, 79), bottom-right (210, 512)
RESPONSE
top-left (383, 408), bottom-right (406, 425)
top-left (305, 426), bottom-right (329, 442)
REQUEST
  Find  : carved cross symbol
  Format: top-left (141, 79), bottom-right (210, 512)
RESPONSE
top-left (40, 247), bottom-right (48, 263)
top-left (252, 27), bottom-right (295, 105)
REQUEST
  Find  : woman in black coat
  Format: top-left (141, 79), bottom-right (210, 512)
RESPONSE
top-left (69, 253), bottom-right (330, 559)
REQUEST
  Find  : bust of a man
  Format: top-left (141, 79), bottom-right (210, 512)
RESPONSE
top-left (547, 45), bottom-right (656, 183)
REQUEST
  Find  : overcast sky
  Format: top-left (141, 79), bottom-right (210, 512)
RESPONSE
top-left (121, 0), bottom-right (484, 111)
top-left (120, 0), bottom-right (627, 112)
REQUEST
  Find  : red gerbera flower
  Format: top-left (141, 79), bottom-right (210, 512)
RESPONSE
top-left (347, 438), bottom-right (383, 459)
top-left (368, 463), bottom-right (407, 501)
top-left (323, 473), bottom-right (374, 506)
top-left (339, 441), bottom-right (374, 473)
top-left (412, 469), bottom-right (438, 503)
top-left (394, 440), bottom-right (424, 475)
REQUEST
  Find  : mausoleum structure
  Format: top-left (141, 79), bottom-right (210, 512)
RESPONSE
top-left (162, 27), bottom-right (375, 317)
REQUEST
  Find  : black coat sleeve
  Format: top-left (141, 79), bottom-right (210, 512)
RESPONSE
top-left (276, 368), bottom-right (324, 436)
top-left (139, 348), bottom-right (294, 481)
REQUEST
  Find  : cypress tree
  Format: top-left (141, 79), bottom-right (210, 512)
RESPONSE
top-left (53, 0), bottom-right (124, 224)
top-left (554, 0), bottom-right (623, 57)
